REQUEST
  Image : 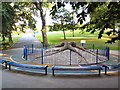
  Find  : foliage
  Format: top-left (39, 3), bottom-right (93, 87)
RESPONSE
top-left (49, 23), bottom-right (62, 31)
top-left (50, 2), bottom-right (120, 43)
top-left (2, 2), bottom-right (17, 43)
top-left (51, 7), bottom-right (74, 39)
top-left (1, 2), bottom-right (37, 44)
top-left (13, 2), bottom-right (37, 32)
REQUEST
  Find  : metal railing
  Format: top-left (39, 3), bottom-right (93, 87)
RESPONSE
top-left (23, 44), bottom-right (110, 65)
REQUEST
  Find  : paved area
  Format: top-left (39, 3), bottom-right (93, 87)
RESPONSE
top-left (1, 67), bottom-right (119, 88)
top-left (0, 31), bottom-right (119, 88)
top-left (110, 50), bottom-right (119, 56)
top-left (12, 33), bottom-right (42, 48)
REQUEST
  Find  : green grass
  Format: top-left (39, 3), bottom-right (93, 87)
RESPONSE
top-left (36, 30), bottom-right (119, 50)
top-left (0, 35), bottom-right (21, 49)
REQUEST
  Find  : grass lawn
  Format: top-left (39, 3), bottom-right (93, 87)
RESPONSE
top-left (0, 35), bottom-right (22, 49)
top-left (35, 30), bottom-right (119, 50)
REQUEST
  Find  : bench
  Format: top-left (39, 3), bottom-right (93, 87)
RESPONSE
top-left (52, 65), bottom-right (103, 76)
top-left (7, 62), bottom-right (48, 75)
top-left (102, 64), bottom-right (120, 75)
top-left (0, 59), bottom-right (10, 69)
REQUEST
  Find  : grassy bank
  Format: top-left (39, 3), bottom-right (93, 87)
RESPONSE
top-left (35, 30), bottom-right (119, 50)
top-left (0, 35), bottom-right (22, 49)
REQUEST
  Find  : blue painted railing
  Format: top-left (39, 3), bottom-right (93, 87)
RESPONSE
top-left (23, 44), bottom-right (34, 60)
top-left (23, 44), bottom-right (110, 65)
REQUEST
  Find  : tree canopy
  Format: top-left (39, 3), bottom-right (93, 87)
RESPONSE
top-left (1, 1), bottom-right (119, 47)
top-left (50, 2), bottom-right (120, 43)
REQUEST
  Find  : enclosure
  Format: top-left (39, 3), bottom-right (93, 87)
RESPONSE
top-left (24, 43), bottom-right (110, 65)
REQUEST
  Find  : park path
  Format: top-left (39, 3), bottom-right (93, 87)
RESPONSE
top-left (12, 33), bottom-right (42, 48)
top-left (1, 68), bottom-right (118, 88)
top-left (2, 30), bottom-right (43, 62)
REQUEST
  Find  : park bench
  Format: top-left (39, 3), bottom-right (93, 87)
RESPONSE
top-left (102, 64), bottom-right (120, 75)
top-left (7, 62), bottom-right (48, 75)
top-left (52, 65), bottom-right (103, 76)
top-left (0, 59), bottom-right (10, 69)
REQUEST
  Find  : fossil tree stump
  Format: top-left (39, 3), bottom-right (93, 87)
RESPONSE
top-left (36, 42), bottom-right (97, 64)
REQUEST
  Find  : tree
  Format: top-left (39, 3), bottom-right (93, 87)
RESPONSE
top-left (33, 2), bottom-right (51, 47)
top-left (2, 2), bottom-right (16, 44)
top-left (50, 2), bottom-right (120, 43)
top-left (68, 10), bottom-right (78, 37)
top-left (2, 2), bottom-right (37, 45)
top-left (13, 2), bottom-right (37, 33)
top-left (49, 23), bottom-right (62, 32)
top-left (51, 7), bottom-right (72, 39)
top-left (81, 2), bottom-right (120, 43)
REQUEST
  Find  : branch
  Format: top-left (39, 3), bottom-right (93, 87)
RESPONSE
top-left (33, 2), bottom-right (40, 10)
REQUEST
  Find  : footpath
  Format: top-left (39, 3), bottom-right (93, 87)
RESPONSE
top-left (2, 33), bottom-right (43, 62)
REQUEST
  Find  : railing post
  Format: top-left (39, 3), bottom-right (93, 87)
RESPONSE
top-left (104, 49), bottom-right (106, 56)
top-left (28, 46), bottom-right (29, 54)
top-left (93, 44), bottom-right (94, 52)
top-left (107, 47), bottom-right (110, 60)
top-left (82, 43), bottom-right (84, 47)
top-left (32, 44), bottom-right (33, 53)
top-left (23, 45), bottom-right (26, 58)
top-left (70, 49), bottom-right (71, 65)
top-left (106, 46), bottom-right (108, 57)
top-left (41, 48), bottom-right (43, 64)
top-left (45, 43), bottom-right (47, 49)
top-left (96, 49), bottom-right (98, 64)
top-left (25, 48), bottom-right (27, 60)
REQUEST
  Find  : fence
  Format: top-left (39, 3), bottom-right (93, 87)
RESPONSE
top-left (23, 44), bottom-right (34, 60)
top-left (23, 44), bottom-right (110, 65)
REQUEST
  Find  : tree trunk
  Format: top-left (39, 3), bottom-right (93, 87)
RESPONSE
top-left (73, 30), bottom-right (74, 37)
top-left (34, 2), bottom-right (48, 47)
top-left (41, 24), bottom-right (47, 47)
top-left (63, 29), bottom-right (66, 40)
top-left (9, 32), bottom-right (13, 44)
top-left (2, 34), bottom-right (5, 41)
top-left (40, 3), bottom-right (47, 47)
top-left (113, 24), bottom-right (116, 35)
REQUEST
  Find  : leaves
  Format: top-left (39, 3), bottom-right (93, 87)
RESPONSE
top-left (77, 13), bottom-right (81, 18)
top-left (91, 29), bottom-right (96, 34)
top-left (98, 29), bottom-right (104, 39)
top-left (106, 31), bottom-right (112, 36)
top-left (50, 2), bottom-right (119, 43)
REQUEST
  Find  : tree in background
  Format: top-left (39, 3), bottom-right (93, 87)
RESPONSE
top-left (49, 23), bottom-right (62, 32)
top-left (33, 2), bottom-right (52, 47)
top-left (68, 9), bottom-right (78, 37)
top-left (13, 2), bottom-right (37, 33)
top-left (51, 7), bottom-right (72, 39)
top-left (50, 2), bottom-right (120, 43)
top-left (1, 2), bottom-right (37, 44)
top-left (2, 2), bottom-right (16, 44)
top-left (82, 2), bottom-right (120, 43)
